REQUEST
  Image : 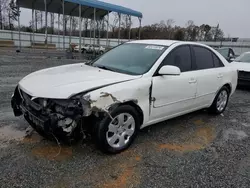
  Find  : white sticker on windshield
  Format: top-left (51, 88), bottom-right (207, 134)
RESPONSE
top-left (145, 45), bottom-right (164, 50)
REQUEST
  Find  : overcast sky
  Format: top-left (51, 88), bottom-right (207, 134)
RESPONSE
top-left (20, 0), bottom-right (250, 38)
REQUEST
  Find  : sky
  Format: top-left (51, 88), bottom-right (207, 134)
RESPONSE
top-left (20, 0), bottom-right (250, 38)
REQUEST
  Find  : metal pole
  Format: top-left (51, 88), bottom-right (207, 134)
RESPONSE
top-left (98, 21), bottom-right (100, 45)
top-left (118, 13), bottom-right (121, 44)
top-left (62, 0), bottom-right (65, 50)
top-left (79, 4), bottom-right (81, 55)
top-left (90, 20), bottom-right (92, 45)
top-left (82, 18), bottom-right (85, 45)
top-left (106, 12), bottom-right (109, 47)
top-left (58, 13), bottom-right (60, 49)
top-left (0, 0), bottom-right (3, 30)
top-left (69, 16), bottom-right (72, 45)
top-left (44, 0), bottom-right (48, 45)
top-left (32, 9), bottom-right (35, 47)
top-left (93, 8), bottom-right (96, 46)
top-left (128, 15), bottom-right (131, 41)
top-left (138, 18), bottom-right (142, 40)
top-left (50, 13), bottom-right (53, 43)
top-left (17, 2), bottom-right (21, 50)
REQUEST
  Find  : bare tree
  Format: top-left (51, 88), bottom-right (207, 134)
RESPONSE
top-left (35, 10), bottom-right (38, 31)
top-left (8, 0), bottom-right (18, 30)
top-left (166, 19), bottom-right (174, 28)
top-left (35, 11), bottom-right (43, 29)
top-left (60, 15), bottom-right (70, 34)
top-left (50, 13), bottom-right (54, 34)
top-left (109, 12), bottom-right (119, 37)
top-left (83, 18), bottom-right (90, 37)
top-left (185, 20), bottom-right (195, 40)
top-left (0, 0), bottom-right (10, 29)
top-left (166, 19), bottom-right (175, 38)
top-left (72, 17), bottom-right (78, 32)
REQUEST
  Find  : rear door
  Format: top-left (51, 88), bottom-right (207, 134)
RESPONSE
top-left (191, 45), bottom-right (225, 107)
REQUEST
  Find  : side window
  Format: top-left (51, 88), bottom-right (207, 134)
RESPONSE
top-left (193, 46), bottom-right (214, 70)
top-left (162, 45), bottom-right (192, 72)
top-left (212, 53), bottom-right (224, 67)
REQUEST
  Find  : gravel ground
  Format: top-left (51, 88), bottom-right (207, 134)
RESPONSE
top-left (1, 51), bottom-right (250, 188)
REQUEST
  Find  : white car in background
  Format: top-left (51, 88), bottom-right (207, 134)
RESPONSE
top-left (74, 44), bottom-right (105, 54)
top-left (230, 52), bottom-right (250, 86)
top-left (11, 40), bottom-right (238, 154)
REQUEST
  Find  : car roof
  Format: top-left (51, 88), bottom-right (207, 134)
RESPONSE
top-left (127, 39), bottom-right (209, 47)
top-left (128, 39), bottom-right (178, 46)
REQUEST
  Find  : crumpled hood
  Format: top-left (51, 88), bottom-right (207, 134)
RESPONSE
top-left (230, 62), bottom-right (250, 72)
top-left (19, 63), bottom-right (140, 99)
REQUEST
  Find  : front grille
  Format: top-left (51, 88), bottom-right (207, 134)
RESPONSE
top-left (238, 71), bottom-right (250, 80)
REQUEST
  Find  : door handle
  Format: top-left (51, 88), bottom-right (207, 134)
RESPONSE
top-left (189, 78), bottom-right (197, 84)
top-left (217, 73), bottom-right (223, 78)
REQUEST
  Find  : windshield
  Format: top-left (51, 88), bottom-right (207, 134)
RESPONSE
top-left (216, 48), bottom-right (228, 58)
top-left (92, 43), bottom-right (167, 75)
top-left (234, 53), bottom-right (250, 63)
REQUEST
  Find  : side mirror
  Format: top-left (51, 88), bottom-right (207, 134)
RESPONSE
top-left (229, 57), bottom-right (235, 62)
top-left (158, 65), bottom-right (181, 75)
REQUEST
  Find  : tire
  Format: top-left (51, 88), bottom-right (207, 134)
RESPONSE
top-left (209, 86), bottom-right (230, 114)
top-left (94, 105), bottom-right (140, 154)
top-left (81, 49), bottom-right (86, 54)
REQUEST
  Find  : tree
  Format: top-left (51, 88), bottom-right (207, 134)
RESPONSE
top-left (83, 18), bottom-right (90, 37)
top-left (109, 12), bottom-right (119, 37)
top-left (212, 24), bottom-right (224, 41)
top-left (8, 0), bottom-right (18, 30)
top-left (71, 17), bottom-right (78, 33)
top-left (0, 0), bottom-right (10, 29)
top-left (166, 19), bottom-right (175, 39)
top-left (174, 29), bottom-right (184, 40)
top-left (60, 15), bottom-right (70, 34)
top-left (202, 24), bottom-right (211, 41)
top-left (35, 11), bottom-right (43, 29)
top-left (50, 13), bottom-right (54, 34)
top-left (185, 20), bottom-right (195, 40)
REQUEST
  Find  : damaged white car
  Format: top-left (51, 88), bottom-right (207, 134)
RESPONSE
top-left (11, 40), bottom-right (238, 153)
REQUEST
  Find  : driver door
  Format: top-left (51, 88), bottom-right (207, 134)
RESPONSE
top-left (150, 45), bottom-right (197, 121)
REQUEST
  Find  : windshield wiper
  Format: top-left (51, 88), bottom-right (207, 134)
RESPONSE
top-left (94, 65), bottom-right (115, 72)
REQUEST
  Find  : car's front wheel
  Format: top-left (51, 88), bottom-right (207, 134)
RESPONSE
top-left (94, 105), bottom-right (140, 154)
top-left (209, 86), bottom-right (230, 114)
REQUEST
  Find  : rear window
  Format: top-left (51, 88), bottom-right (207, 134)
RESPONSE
top-left (193, 46), bottom-right (214, 69)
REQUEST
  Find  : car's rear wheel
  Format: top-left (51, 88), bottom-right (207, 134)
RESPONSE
top-left (209, 86), bottom-right (229, 114)
top-left (94, 105), bottom-right (140, 154)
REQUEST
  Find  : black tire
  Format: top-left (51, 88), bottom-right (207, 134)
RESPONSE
top-left (81, 49), bottom-right (86, 54)
top-left (209, 86), bottom-right (230, 114)
top-left (94, 105), bottom-right (140, 154)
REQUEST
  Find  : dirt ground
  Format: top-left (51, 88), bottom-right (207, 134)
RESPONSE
top-left (0, 52), bottom-right (250, 188)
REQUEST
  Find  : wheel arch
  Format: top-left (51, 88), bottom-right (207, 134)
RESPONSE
top-left (223, 83), bottom-right (232, 95)
top-left (116, 100), bottom-right (144, 127)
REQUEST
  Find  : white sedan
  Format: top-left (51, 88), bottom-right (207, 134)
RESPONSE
top-left (74, 44), bottom-right (105, 54)
top-left (11, 40), bottom-right (238, 154)
top-left (230, 52), bottom-right (250, 86)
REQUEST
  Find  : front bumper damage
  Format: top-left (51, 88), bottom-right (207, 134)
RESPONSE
top-left (11, 86), bottom-right (92, 142)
